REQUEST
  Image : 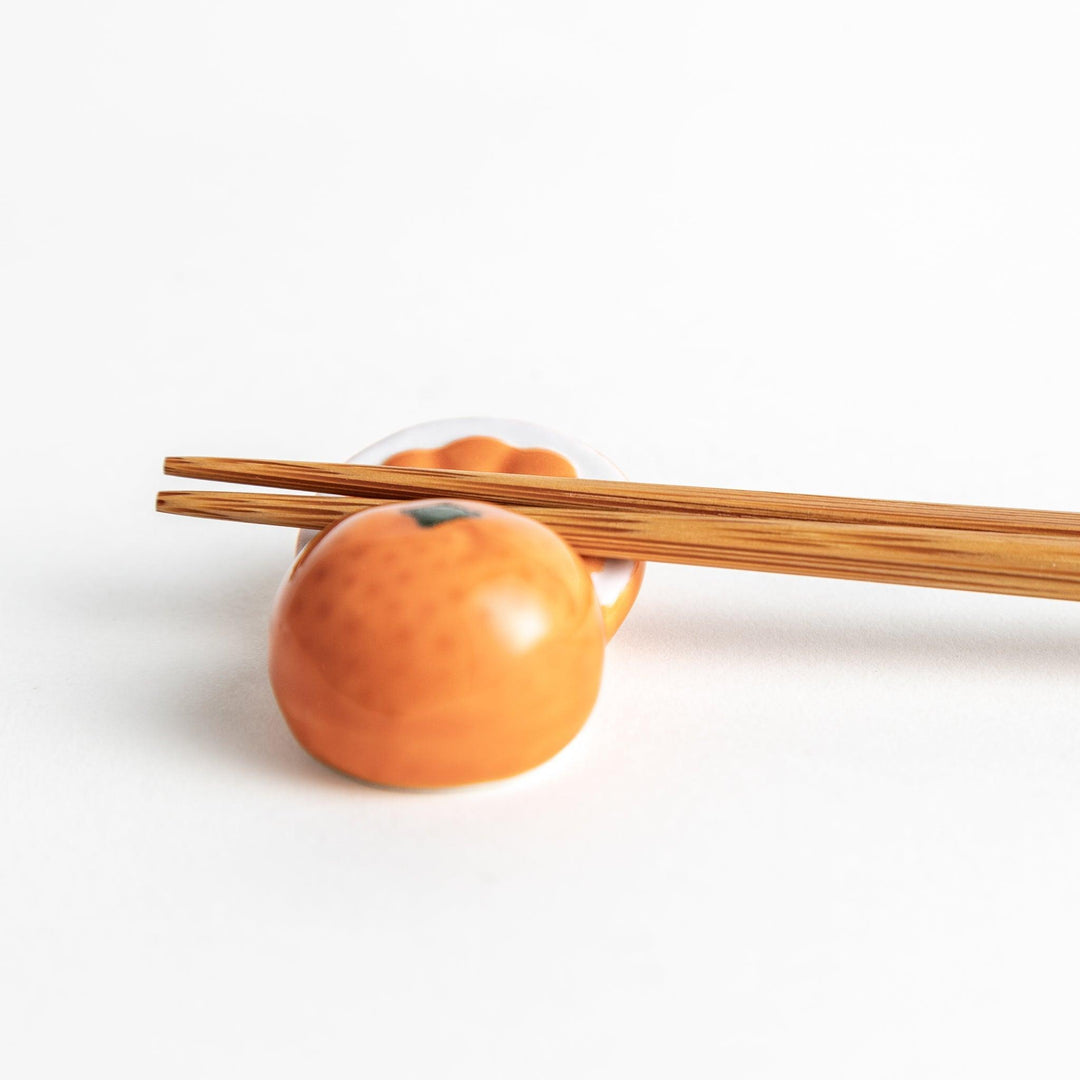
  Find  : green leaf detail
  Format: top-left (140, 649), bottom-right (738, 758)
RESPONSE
top-left (402, 502), bottom-right (480, 528)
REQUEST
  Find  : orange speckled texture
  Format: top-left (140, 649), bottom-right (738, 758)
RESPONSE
top-left (270, 499), bottom-right (606, 788)
top-left (383, 435), bottom-right (643, 638)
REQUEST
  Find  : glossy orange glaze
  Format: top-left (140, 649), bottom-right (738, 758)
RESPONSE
top-left (270, 499), bottom-right (606, 788)
top-left (384, 436), bottom-right (579, 478)
top-left (383, 436), bottom-right (644, 638)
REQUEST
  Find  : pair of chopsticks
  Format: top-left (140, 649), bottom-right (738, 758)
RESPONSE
top-left (158, 456), bottom-right (1080, 602)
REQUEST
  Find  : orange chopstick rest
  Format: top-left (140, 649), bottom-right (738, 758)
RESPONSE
top-left (270, 499), bottom-right (606, 788)
top-left (222, 418), bottom-right (641, 788)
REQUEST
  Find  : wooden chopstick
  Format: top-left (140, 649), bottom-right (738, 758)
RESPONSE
top-left (163, 456), bottom-right (1080, 538)
top-left (156, 489), bottom-right (1080, 602)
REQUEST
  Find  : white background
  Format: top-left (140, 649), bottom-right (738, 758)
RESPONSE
top-left (3, 2), bottom-right (1079, 1076)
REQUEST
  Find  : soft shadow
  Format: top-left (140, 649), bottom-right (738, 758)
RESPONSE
top-left (60, 557), bottom-right (356, 788)
top-left (616, 598), bottom-right (1080, 677)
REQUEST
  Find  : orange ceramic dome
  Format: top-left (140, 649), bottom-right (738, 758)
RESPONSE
top-left (272, 499), bottom-right (606, 788)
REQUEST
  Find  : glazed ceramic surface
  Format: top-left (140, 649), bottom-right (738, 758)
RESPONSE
top-left (272, 498), bottom-right (605, 788)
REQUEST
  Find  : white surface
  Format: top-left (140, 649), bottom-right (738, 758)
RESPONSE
top-left (3, 3), bottom-right (1080, 1077)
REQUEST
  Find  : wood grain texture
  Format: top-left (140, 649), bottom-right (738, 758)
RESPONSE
top-left (157, 490), bottom-right (1080, 602)
top-left (163, 456), bottom-right (1080, 537)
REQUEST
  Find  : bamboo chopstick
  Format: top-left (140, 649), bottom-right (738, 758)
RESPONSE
top-left (156, 489), bottom-right (1080, 602)
top-left (163, 456), bottom-right (1080, 538)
